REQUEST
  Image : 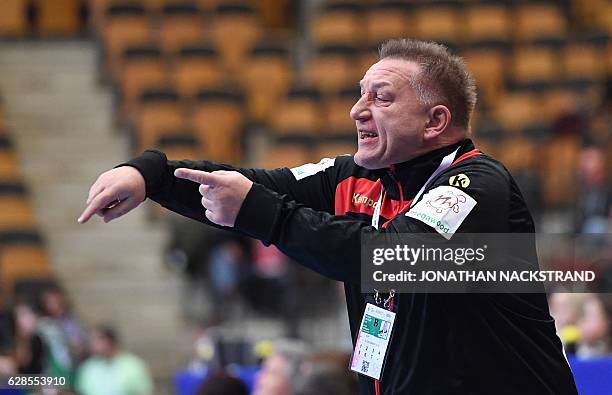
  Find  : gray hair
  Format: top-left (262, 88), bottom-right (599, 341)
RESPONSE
top-left (379, 38), bottom-right (477, 130)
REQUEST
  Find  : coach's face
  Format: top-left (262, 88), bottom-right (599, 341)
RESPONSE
top-left (350, 58), bottom-right (430, 169)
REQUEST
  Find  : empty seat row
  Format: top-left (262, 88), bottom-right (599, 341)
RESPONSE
top-left (98, 2), bottom-right (263, 77)
top-left (312, 2), bottom-right (570, 46)
top-left (0, 97), bottom-right (52, 299)
top-left (0, 0), bottom-right (84, 37)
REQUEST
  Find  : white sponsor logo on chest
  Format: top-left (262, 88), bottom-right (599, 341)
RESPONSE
top-left (406, 185), bottom-right (477, 239)
top-left (290, 157), bottom-right (335, 180)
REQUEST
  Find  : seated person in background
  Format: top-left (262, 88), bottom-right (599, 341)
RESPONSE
top-left (253, 340), bottom-right (308, 395)
top-left (575, 147), bottom-right (610, 234)
top-left (13, 302), bottom-right (46, 374)
top-left (196, 370), bottom-right (248, 395)
top-left (76, 325), bottom-right (153, 395)
top-left (548, 292), bottom-right (586, 354)
top-left (39, 285), bottom-right (88, 363)
top-left (294, 351), bottom-right (358, 395)
top-left (577, 294), bottom-right (612, 358)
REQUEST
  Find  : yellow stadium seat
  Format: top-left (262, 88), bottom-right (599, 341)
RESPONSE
top-left (195, 0), bottom-right (223, 13)
top-left (34, 0), bottom-right (81, 36)
top-left (135, 88), bottom-right (185, 151)
top-left (102, 4), bottom-right (152, 79)
top-left (493, 92), bottom-right (540, 133)
top-left (541, 136), bottom-right (580, 207)
top-left (210, 3), bottom-right (261, 72)
top-left (0, 232), bottom-right (51, 297)
top-left (514, 3), bottom-right (567, 43)
top-left (259, 143), bottom-right (312, 169)
top-left (323, 86), bottom-right (359, 134)
top-left (471, 138), bottom-right (498, 159)
top-left (561, 44), bottom-right (605, 83)
top-left (510, 46), bottom-right (559, 88)
top-left (365, 2), bottom-right (409, 46)
top-left (463, 4), bottom-right (511, 45)
top-left (541, 89), bottom-right (578, 122)
top-left (0, 0), bottom-right (28, 37)
top-left (192, 89), bottom-right (245, 163)
top-left (412, 5), bottom-right (460, 45)
top-left (119, 45), bottom-right (168, 119)
top-left (172, 45), bottom-right (225, 99)
top-left (271, 87), bottom-right (322, 137)
top-left (0, 137), bottom-right (19, 179)
top-left (158, 3), bottom-right (204, 56)
top-left (311, 3), bottom-right (361, 46)
top-left (304, 45), bottom-right (358, 98)
top-left (357, 46), bottom-right (379, 80)
top-left (462, 48), bottom-right (507, 106)
top-left (314, 141), bottom-right (355, 160)
top-left (155, 133), bottom-right (203, 159)
top-left (497, 137), bottom-right (536, 173)
top-left (0, 185), bottom-right (35, 230)
top-left (240, 44), bottom-right (292, 123)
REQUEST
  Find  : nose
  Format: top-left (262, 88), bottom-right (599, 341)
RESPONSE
top-left (350, 93), bottom-right (371, 121)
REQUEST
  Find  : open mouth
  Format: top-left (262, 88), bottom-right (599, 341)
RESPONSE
top-left (359, 130), bottom-right (378, 140)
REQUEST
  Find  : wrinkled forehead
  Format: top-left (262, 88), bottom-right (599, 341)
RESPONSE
top-left (360, 58), bottom-right (421, 89)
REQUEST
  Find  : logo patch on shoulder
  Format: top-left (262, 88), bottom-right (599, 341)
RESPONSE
top-left (406, 185), bottom-right (477, 239)
top-left (449, 173), bottom-right (470, 188)
top-left (290, 157), bottom-right (335, 180)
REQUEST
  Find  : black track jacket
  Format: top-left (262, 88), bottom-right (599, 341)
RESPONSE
top-left (123, 139), bottom-right (578, 395)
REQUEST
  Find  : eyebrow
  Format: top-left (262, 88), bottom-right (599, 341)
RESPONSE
top-left (359, 80), bottom-right (393, 90)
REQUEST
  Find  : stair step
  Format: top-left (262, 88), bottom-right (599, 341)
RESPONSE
top-left (0, 40), bottom-right (190, 384)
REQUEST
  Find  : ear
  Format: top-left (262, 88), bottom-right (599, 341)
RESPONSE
top-left (423, 105), bottom-right (451, 141)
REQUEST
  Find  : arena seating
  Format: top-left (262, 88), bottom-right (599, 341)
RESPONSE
top-left (0, 94), bottom-right (53, 301)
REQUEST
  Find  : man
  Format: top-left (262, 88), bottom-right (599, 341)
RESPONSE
top-left (79, 39), bottom-right (578, 394)
top-left (76, 325), bottom-right (153, 395)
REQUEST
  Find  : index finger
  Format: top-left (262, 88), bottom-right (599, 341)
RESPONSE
top-left (77, 192), bottom-right (116, 224)
top-left (174, 168), bottom-right (223, 186)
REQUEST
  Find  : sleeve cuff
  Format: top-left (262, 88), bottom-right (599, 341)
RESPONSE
top-left (234, 183), bottom-right (283, 245)
top-left (116, 150), bottom-right (169, 198)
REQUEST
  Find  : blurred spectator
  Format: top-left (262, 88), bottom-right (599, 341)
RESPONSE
top-left (575, 147), bottom-right (611, 234)
top-left (244, 241), bottom-right (290, 316)
top-left (549, 292), bottom-right (586, 354)
top-left (76, 325), bottom-right (153, 395)
top-left (577, 294), bottom-right (612, 358)
top-left (40, 285), bottom-right (88, 362)
top-left (165, 216), bottom-right (218, 321)
top-left (37, 288), bottom-right (78, 384)
top-left (294, 351), bottom-right (358, 395)
top-left (208, 238), bottom-right (247, 321)
top-left (13, 303), bottom-right (46, 374)
top-left (589, 78), bottom-right (612, 145)
top-left (253, 340), bottom-right (308, 395)
top-left (196, 370), bottom-right (248, 395)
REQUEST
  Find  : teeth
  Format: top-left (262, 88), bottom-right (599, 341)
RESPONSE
top-left (360, 131), bottom-right (378, 139)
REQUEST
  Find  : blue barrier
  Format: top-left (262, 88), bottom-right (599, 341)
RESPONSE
top-left (176, 358), bottom-right (612, 395)
top-left (175, 366), bottom-right (259, 395)
top-left (568, 355), bottom-right (612, 395)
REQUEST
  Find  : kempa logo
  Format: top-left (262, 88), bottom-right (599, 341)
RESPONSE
top-left (449, 174), bottom-right (470, 188)
top-left (352, 193), bottom-right (377, 208)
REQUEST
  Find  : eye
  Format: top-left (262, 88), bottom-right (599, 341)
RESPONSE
top-left (374, 93), bottom-right (391, 104)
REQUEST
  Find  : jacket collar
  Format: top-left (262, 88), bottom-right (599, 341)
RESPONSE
top-left (378, 138), bottom-right (476, 201)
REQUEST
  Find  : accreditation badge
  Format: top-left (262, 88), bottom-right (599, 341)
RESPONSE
top-left (350, 303), bottom-right (396, 380)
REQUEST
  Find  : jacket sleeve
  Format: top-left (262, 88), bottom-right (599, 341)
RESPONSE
top-left (119, 150), bottom-right (348, 223)
top-left (233, 158), bottom-right (515, 284)
top-left (388, 159), bottom-right (515, 234)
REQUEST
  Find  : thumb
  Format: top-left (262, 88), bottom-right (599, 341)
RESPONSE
top-left (174, 168), bottom-right (224, 186)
